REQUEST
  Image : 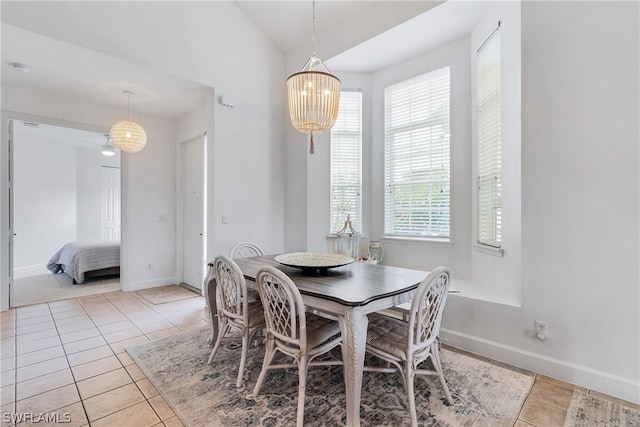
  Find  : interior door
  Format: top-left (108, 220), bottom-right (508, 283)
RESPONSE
top-left (181, 136), bottom-right (205, 290)
top-left (101, 166), bottom-right (121, 240)
top-left (7, 119), bottom-right (14, 307)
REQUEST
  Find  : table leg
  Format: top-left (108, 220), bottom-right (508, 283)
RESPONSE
top-left (338, 308), bottom-right (368, 427)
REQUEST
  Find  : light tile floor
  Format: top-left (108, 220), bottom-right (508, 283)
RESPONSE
top-left (0, 286), bottom-right (637, 427)
top-left (1, 287), bottom-right (207, 427)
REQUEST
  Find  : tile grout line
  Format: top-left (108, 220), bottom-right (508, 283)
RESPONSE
top-left (51, 296), bottom-right (93, 427)
top-left (74, 292), bottom-right (168, 426)
top-left (67, 294), bottom-right (133, 427)
top-left (7, 301), bottom-right (86, 426)
top-left (9, 309), bottom-right (17, 425)
top-left (512, 373), bottom-right (537, 426)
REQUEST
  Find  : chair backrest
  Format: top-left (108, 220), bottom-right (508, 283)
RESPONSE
top-left (213, 255), bottom-right (249, 325)
top-left (407, 266), bottom-right (451, 354)
top-left (256, 266), bottom-right (307, 352)
top-left (230, 242), bottom-right (265, 259)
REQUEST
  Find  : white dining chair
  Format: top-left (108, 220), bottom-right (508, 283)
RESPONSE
top-left (365, 266), bottom-right (454, 427)
top-left (230, 242), bottom-right (265, 259)
top-left (230, 242), bottom-right (264, 303)
top-left (252, 266), bottom-right (343, 427)
top-left (207, 255), bottom-right (266, 388)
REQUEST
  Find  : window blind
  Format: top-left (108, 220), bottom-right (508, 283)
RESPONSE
top-left (477, 29), bottom-right (502, 248)
top-left (330, 90), bottom-right (362, 233)
top-left (384, 67), bottom-right (450, 238)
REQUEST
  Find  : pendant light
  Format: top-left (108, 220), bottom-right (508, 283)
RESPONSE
top-left (286, 0), bottom-right (341, 154)
top-left (110, 90), bottom-right (147, 153)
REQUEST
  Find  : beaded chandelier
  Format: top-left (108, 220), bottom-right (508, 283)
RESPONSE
top-left (286, 0), bottom-right (340, 154)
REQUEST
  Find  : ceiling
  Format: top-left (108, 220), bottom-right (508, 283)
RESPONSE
top-left (1, 1), bottom-right (490, 120)
top-left (1, 24), bottom-right (210, 120)
top-left (235, 1), bottom-right (378, 54)
top-left (327, 1), bottom-right (491, 72)
top-left (13, 120), bottom-right (118, 154)
top-left (235, 1), bottom-right (490, 72)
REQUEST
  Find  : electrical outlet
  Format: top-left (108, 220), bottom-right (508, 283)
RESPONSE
top-left (535, 320), bottom-right (548, 340)
top-left (147, 263), bottom-right (153, 271)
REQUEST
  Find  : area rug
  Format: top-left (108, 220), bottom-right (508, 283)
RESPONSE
top-left (136, 284), bottom-right (199, 304)
top-left (564, 389), bottom-right (640, 426)
top-left (128, 327), bottom-right (535, 426)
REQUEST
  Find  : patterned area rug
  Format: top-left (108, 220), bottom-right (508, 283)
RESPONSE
top-left (128, 327), bottom-right (534, 426)
top-left (564, 389), bottom-right (640, 426)
top-left (136, 284), bottom-right (199, 304)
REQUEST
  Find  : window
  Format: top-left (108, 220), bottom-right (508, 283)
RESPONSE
top-left (384, 67), bottom-right (450, 238)
top-left (330, 90), bottom-right (362, 233)
top-left (477, 28), bottom-right (502, 248)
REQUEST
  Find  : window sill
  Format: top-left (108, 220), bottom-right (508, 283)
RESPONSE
top-left (473, 244), bottom-right (504, 257)
top-left (383, 278), bottom-right (521, 309)
top-left (382, 236), bottom-right (453, 246)
top-left (447, 278), bottom-right (521, 307)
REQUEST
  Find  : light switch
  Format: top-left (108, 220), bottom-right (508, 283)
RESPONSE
top-left (222, 214), bottom-right (228, 224)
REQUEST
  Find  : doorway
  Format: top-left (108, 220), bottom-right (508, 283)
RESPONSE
top-left (179, 134), bottom-right (207, 292)
top-left (9, 120), bottom-right (122, 307)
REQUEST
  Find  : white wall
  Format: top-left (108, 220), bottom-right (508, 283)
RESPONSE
top-left (1, 2), bottom-right (286, 309)
top-left (31, 1), bottom-right (289, 260)
top-left (13, 125), bottom-right (77, 274)
top-left (445, 1), bottom-right (639, 403)
top-left (76, 147), bottom-right (120, 242)
top-left (292, 1), bottom-right (640, 403)
top-left (1, 86), bottom-right (179, 301)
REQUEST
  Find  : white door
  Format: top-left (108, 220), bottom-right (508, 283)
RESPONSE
top-left (7, 120), bottom-right (14, 306)
top-left (101, 166), bottom-right (121, 240)
top-left (181, 136), bottom-right (206, 290)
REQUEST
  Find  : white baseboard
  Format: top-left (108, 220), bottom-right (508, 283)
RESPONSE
top-left (124, 277), bottom-right (178, 292)
top-left (441, 328), bottom-right (640, 405)
top-left (13, 264), bottom-right (48, 279)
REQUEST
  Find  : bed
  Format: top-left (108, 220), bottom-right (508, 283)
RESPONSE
top-left (47, 241), bottom-right (120, 284)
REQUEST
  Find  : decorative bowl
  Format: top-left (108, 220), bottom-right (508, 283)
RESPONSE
top-left (274, 252), bottom-right (354, 273)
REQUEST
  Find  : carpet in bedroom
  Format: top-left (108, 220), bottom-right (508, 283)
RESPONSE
top-left (11, 273), bottom-right (120, 307)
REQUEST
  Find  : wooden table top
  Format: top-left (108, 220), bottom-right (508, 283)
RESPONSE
top-left (234, 255), bottom-right (429, 307)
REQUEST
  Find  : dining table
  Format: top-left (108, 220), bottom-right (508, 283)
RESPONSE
top-left (203, 254), bottom-right (430, 427)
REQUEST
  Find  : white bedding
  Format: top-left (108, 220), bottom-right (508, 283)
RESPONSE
top-left (47, 241), bottom-right (120, 284)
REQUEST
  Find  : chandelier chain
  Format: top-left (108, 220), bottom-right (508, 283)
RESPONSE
top-left (123, 90), bottom-right (134, 120)
top-left (312, 0), bottom-right (316, 57)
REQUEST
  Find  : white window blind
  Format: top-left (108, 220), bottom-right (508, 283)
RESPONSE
top-left (384, 67), bottom-right (450, 238)
top-left (477, 28), bottom-right (502, 248)
top-left (330, 90), bottom-right (362, 233)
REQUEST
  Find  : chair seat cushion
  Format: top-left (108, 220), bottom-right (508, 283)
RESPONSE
top-left (247, 300), bottom-right (266, 328)
top-left (306, 313), bottom-right (341, 350)
top-left (366, 312), bottom-right (407, 361)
